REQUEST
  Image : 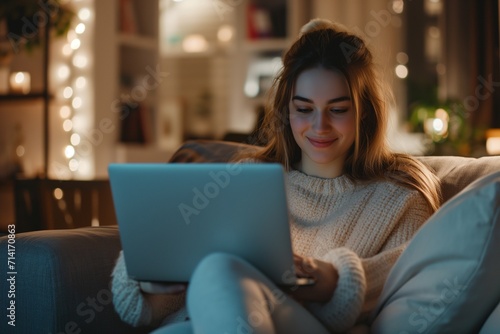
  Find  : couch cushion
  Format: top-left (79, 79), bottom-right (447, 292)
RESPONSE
top-left (0, 226), bottom-right (149, 334)
top-left (171, 141), bottom-right (500, 204)
top-left (371, 171), bottom-right (500, 333)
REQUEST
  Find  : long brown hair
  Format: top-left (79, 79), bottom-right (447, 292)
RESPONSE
top-left (236, 19), bottom-right (441, 211)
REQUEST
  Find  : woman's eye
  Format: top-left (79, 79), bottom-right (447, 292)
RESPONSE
top-left (296, 108), bottom-right (312, 113)
top-left (331, 108), bottom-right (348, 114)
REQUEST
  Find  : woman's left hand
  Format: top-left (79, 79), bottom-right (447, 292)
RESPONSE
top-left (288, 254), bottom-right (339, 303)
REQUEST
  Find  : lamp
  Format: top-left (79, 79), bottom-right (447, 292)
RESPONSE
top-left (486, 129), bottom-right (500, 155)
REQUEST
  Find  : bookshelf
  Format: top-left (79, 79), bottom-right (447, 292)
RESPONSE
top-left (0, 15), bottom-right (51, 178)
top-left (112, 0), bottom-right (177, 163)
top-left (158, 0), bottom-right (310, 140)
top-left (117, 0), bottom-right (159, 144)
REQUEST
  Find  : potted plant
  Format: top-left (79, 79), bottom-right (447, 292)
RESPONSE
top-left (0, 0), bottom-right (74, 55)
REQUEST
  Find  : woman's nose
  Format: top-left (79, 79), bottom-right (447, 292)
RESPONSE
top-left (313, 111), bottom-right (332, 133)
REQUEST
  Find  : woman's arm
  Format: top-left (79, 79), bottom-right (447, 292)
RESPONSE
top-left (305, 191), bottom-right (432, 332)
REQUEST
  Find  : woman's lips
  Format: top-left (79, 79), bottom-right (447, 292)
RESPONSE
top-left (307, 137), bottom-right (337, 148)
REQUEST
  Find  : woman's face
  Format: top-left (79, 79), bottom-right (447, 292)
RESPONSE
top-left (289, 67), bottom-right (356, 178)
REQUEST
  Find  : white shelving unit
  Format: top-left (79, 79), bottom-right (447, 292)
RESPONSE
top-left (93, 0), bottom-right (174, 176)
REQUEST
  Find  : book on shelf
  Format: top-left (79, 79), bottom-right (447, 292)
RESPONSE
top-left (119, 0), bottom-right (138, 35)
top-left (119, 101), bottom-right (154, 144)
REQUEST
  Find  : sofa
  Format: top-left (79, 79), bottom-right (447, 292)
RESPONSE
top-left (1, 139), bottom-right (500, 334)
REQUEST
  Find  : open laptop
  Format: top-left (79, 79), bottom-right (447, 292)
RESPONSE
top-left (108, 162), bottom-right (315, 287)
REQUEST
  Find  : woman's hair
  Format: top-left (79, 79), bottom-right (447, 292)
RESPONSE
top-left (235, 18), bottom-right (441, 211)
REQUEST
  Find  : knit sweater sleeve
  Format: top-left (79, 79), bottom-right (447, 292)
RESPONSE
top-left (111, 251), bottom-right (187, 327)
top-left (306, 191), bottom-right (432, 332)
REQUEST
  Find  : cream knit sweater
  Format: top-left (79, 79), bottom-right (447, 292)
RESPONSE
top-left (111, 169), bottom-right (432, 332)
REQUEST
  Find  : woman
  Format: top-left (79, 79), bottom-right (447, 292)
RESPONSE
top-left (111, 18), bottom-right (441, 333)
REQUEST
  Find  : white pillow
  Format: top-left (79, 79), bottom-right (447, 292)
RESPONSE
top-left (479, 300), bottom-right (500, 334)
top-left (371, 171), bottom-right (500, 334)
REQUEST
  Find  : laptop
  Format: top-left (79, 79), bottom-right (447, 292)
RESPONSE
top-left (108, 162), bottom-right (315, 287)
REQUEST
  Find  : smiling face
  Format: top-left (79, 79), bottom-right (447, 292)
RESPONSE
top-left (289, 67), bottom-right (356, 178)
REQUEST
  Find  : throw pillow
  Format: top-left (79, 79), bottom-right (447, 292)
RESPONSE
top-left (479, 299), bottom-right (500, 334)
top-left (371, 171), bottom-right (500, 334)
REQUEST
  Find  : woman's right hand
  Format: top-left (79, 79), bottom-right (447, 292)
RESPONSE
top-left (139, 282), bottom-right (187, 325)
top-left (139, 281), bottom-right (187, 295)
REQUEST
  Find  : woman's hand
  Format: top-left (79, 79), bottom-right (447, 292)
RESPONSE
top-left (289, 254), bottom-right (339, 303)
top-left (140, 282), bottom-right (187, 322)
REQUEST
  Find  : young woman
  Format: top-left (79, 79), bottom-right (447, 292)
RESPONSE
top-left (111, 18), bottom-right (441, 333)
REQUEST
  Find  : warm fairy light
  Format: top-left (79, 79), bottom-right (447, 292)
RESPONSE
top-left (423, 108), bottom-right (449, 140)
top-left (432, 118), bottom-right (444, 133)
top-left (53, 188), bottom-right (64, 200)
top-left (395, 64), bottom-right (408, 79)
top-left (396, 52), bottom-right (408, 64)
top-left (72, 97), bottom-right (83, 109)
top-left (60, 106), bottom-right (71, 119)
top-left (52, 2), bottom-right (94, 179)
top-left (65, 145), bottom-right (76, 158)
top-left (75, 23), bottom-right (86, 34)
top-left (435, 108), bottom-right (449, 122)
top-left (16, 145), bottom-right (25, 157)
top-left (70, 38), bottom-right (81, 50)
top-left (78, 8), bottom-right (91, 21)
top-left (63, 119), bottom-right (73, 132)
top-left (70, 133), bottom-right (81, 146)
top-left (63, 86), bottom-right (73, 99)
top-left (69, 159), bottom-right (79, 171)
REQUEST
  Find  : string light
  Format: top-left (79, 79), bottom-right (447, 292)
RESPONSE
top-left (75, 23), bottom-right (86, 34)
top-left (63, 86), bottom-right (73, 99)
top-left (78, 8), bottom-right (91, 21)
top-left (63, 119), bottom-right (73, 132)
top-left (72, 97), bottom-right (82, 109)
top-left (52, 1), bottom-right (94, 179)
top-left (64, 145), bottom-right (76, 159)
top-left (70, 38), bottom-right (81, 50)
top-left (59, 106), bottom-right (71, 119)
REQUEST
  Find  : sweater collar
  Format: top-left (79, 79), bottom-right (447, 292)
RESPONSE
top-left (287, 169), bottom-right (356, 194)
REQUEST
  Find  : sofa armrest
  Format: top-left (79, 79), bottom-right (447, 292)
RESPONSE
top-left (417, 155), bottom-right (500, 203)
top-left (0, 226), bottom-right (149, 334)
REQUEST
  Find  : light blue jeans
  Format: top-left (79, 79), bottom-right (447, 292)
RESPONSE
top-left (152, 252), bottom-right (329, 334)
